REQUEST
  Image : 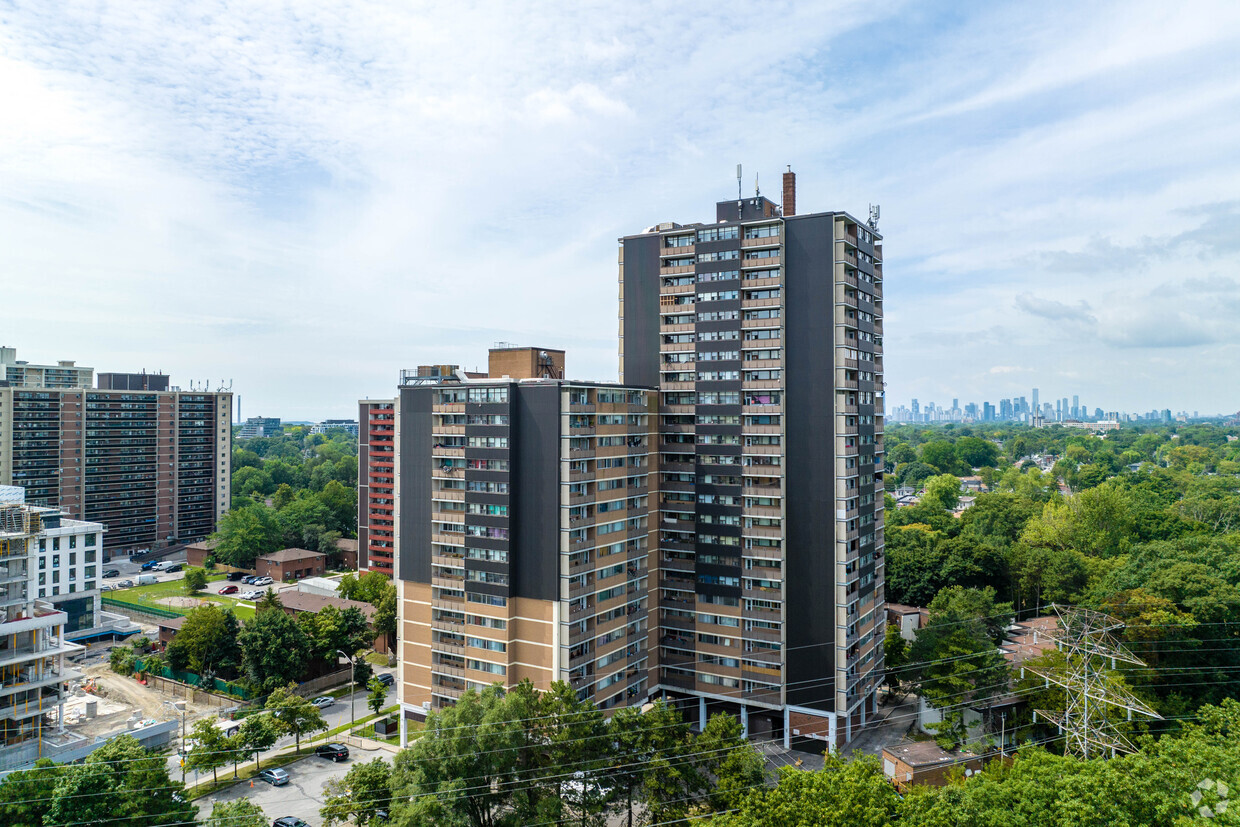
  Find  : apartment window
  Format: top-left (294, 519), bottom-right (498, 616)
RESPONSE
top-left (467, 659), bottom-right (507, 676)
top-left (69, 535), bottom-right (77, 549)
top-left (467, 637), bottom-right (507, 652)
top-left (697, 227), bottom-right (739, 242)
top-left (697, 310), bottom-right (739, 322)
top-left (465, 526), bottom-right (508, 540)
top-left (697, 250), bottom-right (739, 263)
top-left (466, 503), bottom-right (508, 517)
top-left (467, 548), bottom-right (509, 563)
top-left (698, 290), bottom-right (739, 302)
top-left (468, 593), bottom-right (507, 607)
top-left (467, 436), bottom-right (508, 449)
top-left (698, 270), bottom-right (739, 282)
top-left (467, 388), bottom-right (509, 404)
top-left (52, 538), bottom-right (60, 551)
top-left (666, 234), bottom-right (695, 247)
top-left (467, 615), bottom-right (507, 630)
top-left (744, 224), bottom-right (780, 239)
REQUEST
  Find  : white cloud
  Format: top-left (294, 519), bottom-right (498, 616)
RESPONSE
top-left (1, 1), bottom-right (1239, 416)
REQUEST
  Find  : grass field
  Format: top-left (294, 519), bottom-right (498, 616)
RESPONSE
top-left (110, 573), bottom-right (258, 621)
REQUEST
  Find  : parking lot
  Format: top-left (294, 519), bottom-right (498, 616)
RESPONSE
top-left (195, 749), bottom-right (385, 827)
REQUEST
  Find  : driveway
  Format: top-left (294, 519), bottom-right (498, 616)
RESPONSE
top-left (195, 753), bottom-right (367, 827)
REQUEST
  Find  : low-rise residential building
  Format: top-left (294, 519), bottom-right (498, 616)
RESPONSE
top-left (256, 548), bottom-right (326, 581)
top-left (886, 603), bottom-right (927, 642)
top-left (882, 741), bottom-right (983, 791)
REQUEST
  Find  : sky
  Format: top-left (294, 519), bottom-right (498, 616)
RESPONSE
top-left (2, 1), bottom-right (1239, 419)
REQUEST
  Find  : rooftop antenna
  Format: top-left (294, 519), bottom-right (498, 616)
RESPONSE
top-left (736, 163), bottom-right (742, 202)
top-left (868, 204), bottom-right (881, 231)
top-left (755, 172), bottom-right (760, 198)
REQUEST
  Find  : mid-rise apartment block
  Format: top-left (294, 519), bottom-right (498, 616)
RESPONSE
top-left (619, 173), bottom-right (885, 747)
top-left (239, 416), bottom-right (281, 439)
top-left (0, 501), bottom-right (82, 751)
top-left (394, 348), bottom-right (654, 736)
top-left (0, 381), bottom-right (232, 558)
top-left (0, 348), bottom-right (92, 390)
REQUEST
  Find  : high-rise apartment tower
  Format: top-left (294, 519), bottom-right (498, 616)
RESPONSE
top-left (618, 180), bottom-right (885, 747)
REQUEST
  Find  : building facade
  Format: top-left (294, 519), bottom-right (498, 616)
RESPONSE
top-left (0, 348), bottom-right (92, 390)
top-left (312, 419), bottom-right (360, 437)
top-left (0, 502), bottom-right (82, 750)
top-left (0, 387), bottom-right (232, 558)
top-left (358, 399), bottom-right (396, 575)
top-left (394, 354), bottom-right (654, 732)
top-left (238, 416), bottom-right (281, 439)
top-left (618, 178), bottom-right (885, 746)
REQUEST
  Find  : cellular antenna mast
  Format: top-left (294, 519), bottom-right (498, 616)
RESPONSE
top-left (736, 163), bottom-right (742, 203)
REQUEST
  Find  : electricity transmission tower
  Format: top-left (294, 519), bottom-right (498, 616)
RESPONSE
top-left (1031, 605), bottom-right (1162, 758)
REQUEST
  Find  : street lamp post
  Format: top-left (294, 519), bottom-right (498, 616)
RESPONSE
top-left (337, 650), bottom-right (356, 735)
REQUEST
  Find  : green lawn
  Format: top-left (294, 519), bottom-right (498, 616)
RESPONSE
top-left (109, 574), bottom-right (257, 621)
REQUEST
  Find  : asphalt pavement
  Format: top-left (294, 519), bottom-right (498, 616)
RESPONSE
top-left (196, 750), bottom-right (376, 827)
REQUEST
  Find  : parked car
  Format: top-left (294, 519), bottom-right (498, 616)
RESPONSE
top-left (240, 590), bottom-right (263, 600)
top-left (117, 579), bottom-right (134, 588)
top-left (373, 811), bottom-right (388, 823)
top-left (163, 564), bottom-right (183, 573)
top-left (227, 572), bottom-right (246, 581)
top-left (272, 818), bottom-right (309, 827)
top-left (311, 696), bottom-right (334, 710)
top-left (375, 673), bottom-right (395, 688)
top-left (315, 742), bottom-right (349, 762)
top-left (140, 561), bottom-right (157, 571)
top-left (242, 575), bottom-right (258, 585)
top-left (258, 768), bottom-right (290, 786)
top-left (253, 576), bottom-right (274, 586)
top-left (102, 568), bottom-right (120, 578)
top-left (218, 585), bottom-right (239, 595)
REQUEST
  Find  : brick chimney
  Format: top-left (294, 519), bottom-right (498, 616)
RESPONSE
top-left (782, 166), bottom-right (796, 216)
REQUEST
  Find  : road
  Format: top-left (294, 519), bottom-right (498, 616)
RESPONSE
top-left (167, 676), bottom-right (396, 781)
top-left (196, 750), bottom-right (386, 827)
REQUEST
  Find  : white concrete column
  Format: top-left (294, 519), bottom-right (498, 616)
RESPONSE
top-left (740, 704), bottom-right (748, 737)
top-left (399, 710), bottom-right (408, 748)
top-left (828, 713), bottom-right (838, 753)
top-left (698, 697), bottom-right (707, 731)
top-left (846, 713), bottom-right (852, 743)
top-left (783, 707), bottom-right (791, 749)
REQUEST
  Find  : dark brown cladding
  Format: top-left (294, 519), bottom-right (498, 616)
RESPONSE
top-left (0, 387), bottom-right (230, 558)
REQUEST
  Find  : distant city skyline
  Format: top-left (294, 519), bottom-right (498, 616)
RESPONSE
top-left (890, 384), bottom-right (1219, 425)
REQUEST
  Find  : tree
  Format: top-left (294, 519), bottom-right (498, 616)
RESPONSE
top-left (354, 656), bottom-right (375, 690)
top-left (322, 758), bottom-right (393, 827)
top-left (955, 436), bottom-right (1000, 468)
top-left (373, 581), bottom-right (397, 647)
top-left (392, 681), bottom-right (612, 827)
top-left (921, 440), bottom-right (968, 475)
top-left (166, 604), bottom-right (242, 680)
top-left (605, 699), bottom-right (698, 827)
top-left (183, 566), bottom-right (209, 595)
top-left (301, 604), bottom-right (373, 668)
top-left (883, 623), bottom-right (908, 694)
top-left (0, 758), bottom-right (64, 826)
top-left (239, 606), bottom-right (312, 691)
top-left (256, 586), bottom-right (283, 613)
top-left (46, 734), bottom-right (195, 827)
top-left (237, 712), bottom-right (280, 771)
top-left (695, 713), bottom-right (766, 814)
top-left (711, 755), bottom-right (900, 827)
top-left (211, 504), bottom-right (282, 569)
top-left (185, 717), bottom-right (231, 784)
top-left (907, 587), bottom-right (1013, 749)
top-left (266, 683), bottom-right (328, 752)
top-left (110, 644), bottom-right (136, 675)
top-left (367, 676), bottom-right (387, 717)
top-left (339, 570), bottom-right (393, 605)
top-left (206, 799), bottom-right (269, 827)
top-left (922, 474), bottom-right (962, 511)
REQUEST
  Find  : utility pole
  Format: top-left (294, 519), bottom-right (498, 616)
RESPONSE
top-left (337, 650), bottom-right (356, 735)
top-left (1031, 605), bottom-right (1161, 758)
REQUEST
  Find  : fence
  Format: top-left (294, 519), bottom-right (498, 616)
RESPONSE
top-left (133, 659), bottom-right (250, 701)
top-left (293, 668), bottom-right (353, 697)
top-left (102, 596), bottom-right (184, 621)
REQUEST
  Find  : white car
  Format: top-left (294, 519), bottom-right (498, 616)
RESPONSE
top-left (253, 576), bottom-right (274, 586)
top-left (240, 590), bottom-right (264, 600)
top-left (311, 696), bottom-right (335, 709)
